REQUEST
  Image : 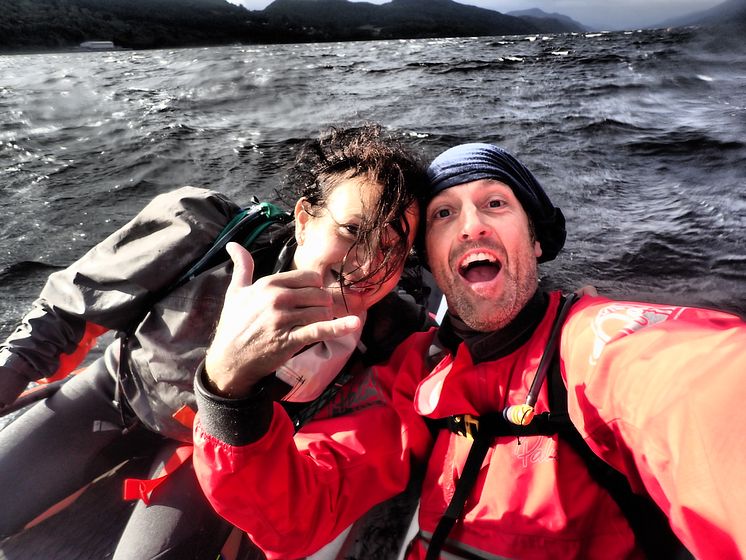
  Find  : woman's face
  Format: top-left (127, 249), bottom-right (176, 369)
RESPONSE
top-left (293, 176), bottom-right (418, 318)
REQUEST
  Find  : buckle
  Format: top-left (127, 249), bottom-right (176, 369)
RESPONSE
top-left (449, 414), bottom-right (480, 440)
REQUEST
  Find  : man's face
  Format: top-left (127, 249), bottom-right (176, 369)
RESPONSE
top-left (425, 179), bottom-right (542, 332)
top-left (293, 176), bottom-right (418, 318)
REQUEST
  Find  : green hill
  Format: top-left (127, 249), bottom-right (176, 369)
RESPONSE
top-left (0, 0), bottom-right (265, 51)
top-left (0, 0), bottom-right (587, 52)
top-left (261, 0), bottom-right (547, 40)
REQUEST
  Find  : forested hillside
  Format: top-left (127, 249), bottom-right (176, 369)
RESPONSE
top-left (0, 0), bottom-right (266, 50)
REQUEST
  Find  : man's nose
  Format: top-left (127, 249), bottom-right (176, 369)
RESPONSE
top-left (460, 206), bottom-right (490, 240)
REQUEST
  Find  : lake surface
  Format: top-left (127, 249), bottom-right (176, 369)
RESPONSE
top-left (1, 26), bottom-right (745, 340)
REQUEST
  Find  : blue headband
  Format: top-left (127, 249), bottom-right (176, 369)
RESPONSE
top-left (426, 143), bottom-right (566, 263)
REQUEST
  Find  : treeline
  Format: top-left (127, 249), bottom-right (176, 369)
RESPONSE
top-left (0, 0), bottom-right (584, 53)
top-left (0, 0), bottom-right (591, 52)
top-left (264, 0), bottom-right (532, 40)
top-left (3, 0), bottom-right (742, 54)
top-left (0, 0), bottom-right (271, 51)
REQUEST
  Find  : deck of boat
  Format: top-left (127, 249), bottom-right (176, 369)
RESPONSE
top-left (0, 467), bottom-right (132, 560)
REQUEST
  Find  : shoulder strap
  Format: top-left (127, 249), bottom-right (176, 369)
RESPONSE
top-left (424, 293), bottom-right (575, 560)
top-left (122, 201), bottom-right (290, 334)
top-left (424, 424), bottom-right (491, 560)
top-left (114, 202), bottom-right (291, 425)
top-left (169, 201), bottom-right (291, 294)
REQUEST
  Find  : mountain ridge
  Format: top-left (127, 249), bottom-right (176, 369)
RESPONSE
top-left (657, 0), bottom-right (746, 28)
top-left (0, 0), bottom-right (586, 52)
top-left (1, 0), bottom-right (741, 53)
top-left (507, 8), bottom-right (590, 33)
top-left (259, 0), bottom-right (576, 40)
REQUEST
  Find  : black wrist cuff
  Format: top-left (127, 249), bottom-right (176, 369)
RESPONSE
top-left (194, 360), bottom-right (274, 446)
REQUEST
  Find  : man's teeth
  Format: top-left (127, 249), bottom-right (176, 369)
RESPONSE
top-left (462, 252), bottom-right (496, 266)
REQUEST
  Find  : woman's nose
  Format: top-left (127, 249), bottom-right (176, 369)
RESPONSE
top-left (350, 247), bottom-right (382, 279)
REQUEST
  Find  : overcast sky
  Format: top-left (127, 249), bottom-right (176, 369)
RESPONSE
top-left (227, 0), bottom-right (725, 30)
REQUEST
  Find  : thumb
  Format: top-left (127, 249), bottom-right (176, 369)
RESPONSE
top-left (226, 242), bottom-right (255, 289)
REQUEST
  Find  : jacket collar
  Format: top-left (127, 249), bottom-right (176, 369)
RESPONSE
top-left (439, 290), bottom-right (549, 364)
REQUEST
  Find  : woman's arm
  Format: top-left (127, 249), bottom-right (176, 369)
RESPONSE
top-left (0, 187), bottom-right (239, 406)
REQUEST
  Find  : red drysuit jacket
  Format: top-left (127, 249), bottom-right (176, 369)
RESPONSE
top-left (194, 292), bottom-right (746, 559)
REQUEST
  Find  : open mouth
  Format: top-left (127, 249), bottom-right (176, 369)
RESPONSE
top-left (457, 251), bottom-right (502, 283)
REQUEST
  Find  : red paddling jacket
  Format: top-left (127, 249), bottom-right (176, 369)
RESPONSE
top-left (194, 291), bottom-right (746, 559)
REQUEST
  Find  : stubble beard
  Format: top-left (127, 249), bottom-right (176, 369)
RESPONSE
top-left (438, 259), bottom-right (539, 333)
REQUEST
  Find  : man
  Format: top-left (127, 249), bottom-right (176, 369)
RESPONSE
top-left (193, 143), bottom-right (746, 560)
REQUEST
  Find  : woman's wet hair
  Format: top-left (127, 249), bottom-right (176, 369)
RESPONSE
top-left (280, 123), bottom-right (428, 293)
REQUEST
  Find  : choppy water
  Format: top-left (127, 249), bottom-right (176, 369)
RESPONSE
top-left (1, 27), bottom-right (745, 340)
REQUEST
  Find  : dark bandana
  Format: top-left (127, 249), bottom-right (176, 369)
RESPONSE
top-left (426, 143), bottom-right (566, 263)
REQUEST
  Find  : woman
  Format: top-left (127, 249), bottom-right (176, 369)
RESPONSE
top-left (0, 124), bottom-right (429, 559)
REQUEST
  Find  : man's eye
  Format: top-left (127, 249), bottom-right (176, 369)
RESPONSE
top-left (488, 199), bottom-right (504, 208)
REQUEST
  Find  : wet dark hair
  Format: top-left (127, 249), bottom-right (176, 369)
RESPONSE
top-left (280, 123), bottom-right (428, 292)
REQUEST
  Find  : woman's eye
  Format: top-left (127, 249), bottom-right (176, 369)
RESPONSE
top-left (342, 223), bottom-right (359, 236)
top-left (434, 208), bottom-right (451, 219)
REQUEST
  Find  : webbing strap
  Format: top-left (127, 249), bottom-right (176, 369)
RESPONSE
top-left (169, 202), bottom-right (290, 294)
top-left (424, 293), bottom-right (574, 560)
top-left (123, 444), bottom-right (193, 505)
top-left (424, 430), bottom-right (491, 560)
top-left (445, 410), bottom-right (569, 440)
top-left (118, 202), bottom-right (290, 341)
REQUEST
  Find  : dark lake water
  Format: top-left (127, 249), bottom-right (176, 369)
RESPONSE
top-left (1, 26), bottom-right (745, 341)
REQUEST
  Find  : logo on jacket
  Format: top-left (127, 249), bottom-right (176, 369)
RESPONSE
top-left (590, 303), bottom-right (685, 365)
top-left (514, 437), bottom-right (558, 468)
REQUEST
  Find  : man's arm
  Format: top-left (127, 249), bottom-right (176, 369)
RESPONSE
top-left (193, 368), bottom-right (421, 558)
top-left (561, 297), bottom-right (746, 560)
top-left (193, 307), bottom-right (436, 559)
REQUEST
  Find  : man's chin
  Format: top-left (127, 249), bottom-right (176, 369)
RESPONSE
top-left (456, 277), bottom-right (505, 304)
top-left (462, 313), bottom-right (511, 332)
top-left (448, 290), bottom-right (516, 332)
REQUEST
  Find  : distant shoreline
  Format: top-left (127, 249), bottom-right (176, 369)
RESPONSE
top-left (1, 0), bottom-right (743, 57)
top-left (1, 46), bottom-right (134, 57)
top-left (1, 24), bottom-right (737, 58)
top-left (0, 32), bottom-right (610, 57)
